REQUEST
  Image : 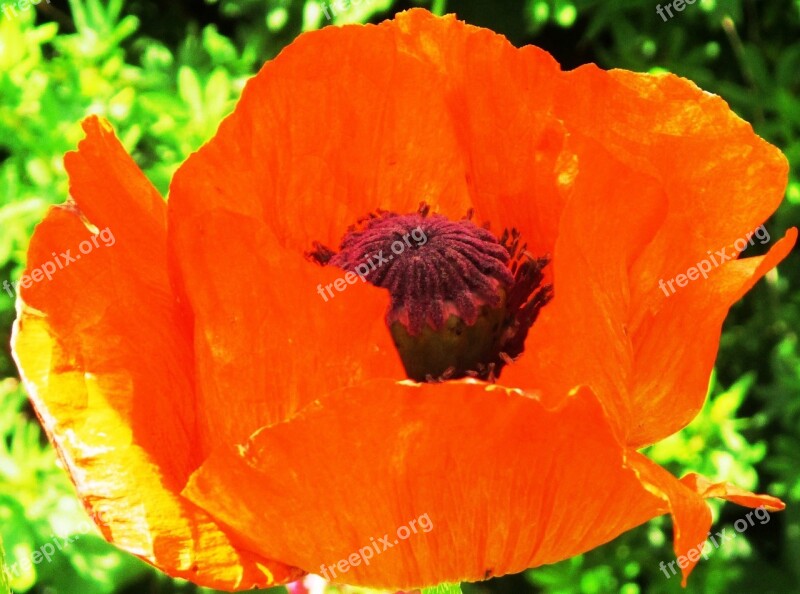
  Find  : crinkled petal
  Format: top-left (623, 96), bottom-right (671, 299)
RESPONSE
top-left (167, 10), bottom-right (498, 449)
top-left (680, 473), bottom-right (785, 511)
top-left (555, 67), bottom-right (795, 445)
top-left (12, 117), bottom-right (302, 590)
top-left (168, 207), bottom-right (405, 450)
top-left (505, 66), bottom-right (796, 443)
top-left (169, 11), bottom-right (472, 254)
top-left (627, 230), bottom-right (796, 445)
top-left (183, 381), bottom-right (672, 589)
top-left (390, 10), bottom-right (570, 258)
top-left (502, 132), bottom-right (667, 436)
top-left (628, 453), bottom-right (784, 585)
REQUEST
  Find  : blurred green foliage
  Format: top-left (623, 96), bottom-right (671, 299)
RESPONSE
top-left (1, 534), bottom-right (9, 594)
top-left (0, 379), bottom-right (151, 593)
top-left (1, 0), bottom-right (798, 593)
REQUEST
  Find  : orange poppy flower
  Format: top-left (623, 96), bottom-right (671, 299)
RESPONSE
top-left (11, 8), bottom-right (796, 592)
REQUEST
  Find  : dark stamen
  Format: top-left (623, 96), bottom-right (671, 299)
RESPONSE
top-left (307, 203), bottom-right (552, 382)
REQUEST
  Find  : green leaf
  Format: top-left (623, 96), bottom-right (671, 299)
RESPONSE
top-left (178, 66), bottom-right (205, 120)
top-left (204, 68), bottom-right (232, 119)
top-left (202, 25), bottom-right (237, 65)
top-left (422, 584), bottom-right (462, 594)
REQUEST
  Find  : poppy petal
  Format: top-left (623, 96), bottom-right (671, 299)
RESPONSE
top-left (164, 10), bottom-right (573, 451)
top-left (183, 381), bottom-right (672, 589)
top-left (504, 67), bottom-right (796, 443)
top-left (626, 453), bottom-right (712, 586)
top-left (627, 229), bottom-right (796, 445)
top-left (556, 66), bottom-right (789, 253)
top-left (501, 133), bottom-right (669, 436)
top-left (680, 473), bottom-right (786, 511)
top-left (12, 117), bottom-right (302, 589)
top-left (389, 10), bottom-right (570, 258)
top-left (167, 206), bottom-right (405, 450)
top-left (168, 12), bottom-right (513, 449)
top-left (628, 453), bottom-right (784, 586)
top-left (169, 11), bottom-right (472, 255)
top-left (554, 67), bottom-right (795, 445)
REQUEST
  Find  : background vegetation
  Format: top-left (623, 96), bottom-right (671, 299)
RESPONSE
top-left (1, 0), bottom-right (798, 592)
